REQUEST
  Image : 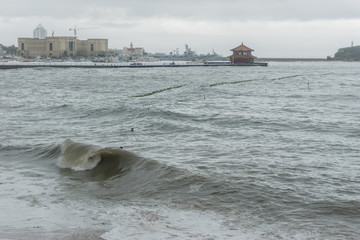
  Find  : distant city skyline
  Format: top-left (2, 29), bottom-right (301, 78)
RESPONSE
top-left (1, 0), bottom-right (360, 58)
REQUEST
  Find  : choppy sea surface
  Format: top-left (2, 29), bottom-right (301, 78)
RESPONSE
top-left (0, 62), bottom-right (359, 240)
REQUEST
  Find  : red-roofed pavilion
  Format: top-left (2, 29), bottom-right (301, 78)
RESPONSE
top-left (228, 43), bottom-right (256, 64)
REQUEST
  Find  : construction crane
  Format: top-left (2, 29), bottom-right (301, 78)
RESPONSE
top-left (69, 25), bottom-right (97, 37)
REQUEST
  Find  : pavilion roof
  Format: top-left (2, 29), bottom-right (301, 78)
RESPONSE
top-left (231, 43), bottom-right (254, 52)
top-left (228, 54), bottom-right (256, 59)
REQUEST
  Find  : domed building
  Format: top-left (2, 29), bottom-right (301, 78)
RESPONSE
top-left (33, 23), bottom-right (47, 39)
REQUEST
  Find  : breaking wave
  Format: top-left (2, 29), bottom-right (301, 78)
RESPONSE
top-left (57, 139), bottom-right (136, 171)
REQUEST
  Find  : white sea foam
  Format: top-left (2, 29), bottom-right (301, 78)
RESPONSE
top-left (0, 166), bottom-right (94, 231)
top-left (101, 205), bottom-right (258, 240)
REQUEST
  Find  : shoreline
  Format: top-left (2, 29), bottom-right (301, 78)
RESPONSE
top-left (257, 58), bottom-right (360, 62)
top-left (0, 228), bottom-right (106, 240)
top-left (0, 61), bottom-right (268, 69)
top-left (1, 59), bottom-right (359, 70)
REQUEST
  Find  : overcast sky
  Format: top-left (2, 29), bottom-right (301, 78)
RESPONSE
top-left (1, 0), bottom-right (360, 57)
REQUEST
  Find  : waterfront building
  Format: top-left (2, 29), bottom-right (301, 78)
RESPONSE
top-left (123, 42), bottom-right (144, 57)
top-left (18, 36), bottom-right (108, 58)
top-left (33, 23), bottom-right (47, 39)
top-left (228, 43), bottom-right (256, 64)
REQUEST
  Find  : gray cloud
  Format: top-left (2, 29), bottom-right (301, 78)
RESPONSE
top-left (1, 0), bottom-right (360, 21)
top-left (1, 0), bottom-right (360, 57)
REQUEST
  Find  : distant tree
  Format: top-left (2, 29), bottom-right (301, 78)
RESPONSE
top-left (2, 45), bottom-right (18, 55)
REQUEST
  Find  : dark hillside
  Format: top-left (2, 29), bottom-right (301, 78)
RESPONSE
top-left (334, 46), bottom-right (360, 61)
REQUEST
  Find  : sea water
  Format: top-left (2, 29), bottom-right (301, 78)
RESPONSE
top-left (0, 62), bottom-right (359, 239)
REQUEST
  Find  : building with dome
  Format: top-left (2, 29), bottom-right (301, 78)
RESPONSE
top-left (33, 23), bottom-right (47, 39)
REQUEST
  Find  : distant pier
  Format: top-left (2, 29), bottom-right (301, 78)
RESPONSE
top-left (0, 61), bottom-right (267, 70)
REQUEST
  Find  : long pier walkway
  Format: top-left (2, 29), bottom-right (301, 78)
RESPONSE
top-left (0, 61), bottom-right (267, 69)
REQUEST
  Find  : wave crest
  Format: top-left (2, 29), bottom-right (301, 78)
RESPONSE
top-left (57, 139), bottom-right (132, 171)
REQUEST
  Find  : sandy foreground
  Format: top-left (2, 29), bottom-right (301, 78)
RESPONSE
top-left (0, 228), bottom-right (106, 240)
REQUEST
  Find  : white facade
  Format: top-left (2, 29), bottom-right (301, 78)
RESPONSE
top-left (33, 23), bottom-right (47, 39)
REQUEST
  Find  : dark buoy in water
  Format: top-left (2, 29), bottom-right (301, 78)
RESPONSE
top-left (130, 128), bottom-right (134, 132)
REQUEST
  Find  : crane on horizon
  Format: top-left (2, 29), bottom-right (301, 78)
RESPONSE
top-left (69, 25), bottom-right (97, 37)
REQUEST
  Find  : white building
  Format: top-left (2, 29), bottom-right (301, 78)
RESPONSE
top-left (33, 23), bottom-right (47, 39)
